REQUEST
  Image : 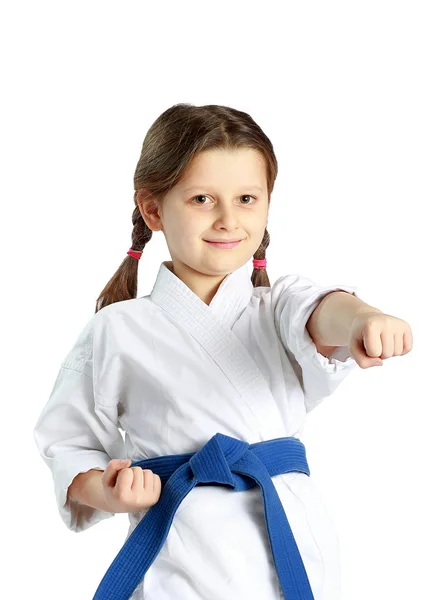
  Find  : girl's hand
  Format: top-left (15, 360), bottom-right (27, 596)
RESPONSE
top-left (348, 311), bottom-right (413, 369)
top-left (101, 459), bottom-right (162, 513)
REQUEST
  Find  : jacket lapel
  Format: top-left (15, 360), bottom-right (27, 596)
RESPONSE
top-left (149, 261), bottom-right (286, 439)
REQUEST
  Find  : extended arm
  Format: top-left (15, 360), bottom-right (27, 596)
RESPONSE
top-left (306, 291), bottom-right (382, 357)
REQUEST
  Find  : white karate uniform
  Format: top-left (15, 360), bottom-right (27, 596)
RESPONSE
top-left (34, 260), bottom-right (359, 600)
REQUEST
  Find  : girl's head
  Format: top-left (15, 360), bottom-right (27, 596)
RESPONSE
top-left (95, 103), bottom-right (278, 313)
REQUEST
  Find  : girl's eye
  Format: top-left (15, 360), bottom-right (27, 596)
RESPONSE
top-left (191, 194), bottom-right (256, 205)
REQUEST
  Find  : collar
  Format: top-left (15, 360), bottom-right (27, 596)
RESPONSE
top-left (149, 260), bottom-right (255, 329)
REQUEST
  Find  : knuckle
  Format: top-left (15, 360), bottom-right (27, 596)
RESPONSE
top-left (365, 317), bottom-right (378, 328)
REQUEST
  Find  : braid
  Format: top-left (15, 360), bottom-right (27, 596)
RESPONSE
top-left (94, 202), bottom-right (153, 313)
top-left (251, 227), bottom-right (270, 288)
top-left (130, 204), bottom-right (153, 251)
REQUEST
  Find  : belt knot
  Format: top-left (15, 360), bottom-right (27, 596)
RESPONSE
top-left (189, 433), bottom-right (249, 486)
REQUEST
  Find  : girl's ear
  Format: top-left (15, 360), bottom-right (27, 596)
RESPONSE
top-left (137, 200), bottom-right (163, 232)
top-left (144, 210), bottom-right (163, 232)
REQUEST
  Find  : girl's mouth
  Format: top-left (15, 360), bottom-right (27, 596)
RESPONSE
top-left (204, 240), bottom-right (242, 249)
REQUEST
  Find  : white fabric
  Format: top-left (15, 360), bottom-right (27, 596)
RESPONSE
top-left (34, 260), bottom-right (360, 599)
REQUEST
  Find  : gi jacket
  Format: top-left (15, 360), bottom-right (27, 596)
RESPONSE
top-left (34, 260), bottom-right (359, 599)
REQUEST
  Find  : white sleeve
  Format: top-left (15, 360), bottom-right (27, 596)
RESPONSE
top-left (272, 273), bottom-right (361, 413)
top-left (33, 317), bottom-right (126, 533)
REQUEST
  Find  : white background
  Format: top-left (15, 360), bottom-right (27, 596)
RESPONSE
top-left (1, 1), bottom-right (441, 598)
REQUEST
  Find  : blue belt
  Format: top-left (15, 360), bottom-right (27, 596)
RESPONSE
top-left (93, 433), bottom-right (315, 599)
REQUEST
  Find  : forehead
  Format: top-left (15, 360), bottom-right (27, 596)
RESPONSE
top-left (177, 148), bottom-right (267, 191)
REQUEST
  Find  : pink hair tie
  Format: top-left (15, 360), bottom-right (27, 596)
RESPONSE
top-left (127, 248), bottom-right (143, 260)
top-left (253, 259), bottom-right (267, 270)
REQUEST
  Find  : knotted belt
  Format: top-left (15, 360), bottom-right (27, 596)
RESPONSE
top-left (93, 433), bottom-right (315, 599)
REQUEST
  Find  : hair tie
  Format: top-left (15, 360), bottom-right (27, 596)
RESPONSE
top-left (127, 248), bottom-right (143, 260)
top-left (253, 259), bottom-right (267, 270)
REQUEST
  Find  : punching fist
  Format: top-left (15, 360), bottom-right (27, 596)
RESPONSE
top-left (102, 459), bottom-right (162, 513)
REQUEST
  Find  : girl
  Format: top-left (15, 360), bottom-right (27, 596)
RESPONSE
top-left (34, 103), bottom-right (412, 600)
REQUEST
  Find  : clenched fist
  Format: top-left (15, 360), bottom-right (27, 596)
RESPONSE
top-left (102, 459), bottom-right (162, 513)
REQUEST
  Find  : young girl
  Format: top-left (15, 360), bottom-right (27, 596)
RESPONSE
top-left (34, 103), bottom-right (412, 600)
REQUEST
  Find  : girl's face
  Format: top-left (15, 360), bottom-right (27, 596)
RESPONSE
top-left (139, 147), bottom-right (269, 304)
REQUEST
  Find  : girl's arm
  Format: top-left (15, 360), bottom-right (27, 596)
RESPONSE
top-left (270, 272), bottom-right (360, 412)
top-left (34, 316), bottom-right (127, 532)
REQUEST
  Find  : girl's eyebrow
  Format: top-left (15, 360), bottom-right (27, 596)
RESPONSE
top-left (182, 185), bottom-right (264, 193)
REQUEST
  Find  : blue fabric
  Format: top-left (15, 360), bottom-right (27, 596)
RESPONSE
top-left (92, 433), bottom-right (315, 600)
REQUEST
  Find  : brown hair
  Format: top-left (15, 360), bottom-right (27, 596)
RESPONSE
top-left (95, 103), bottom-right (278, 313)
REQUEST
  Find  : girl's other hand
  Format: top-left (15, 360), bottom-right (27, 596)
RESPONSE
top-left (102, 459), bottom-right (162, 513)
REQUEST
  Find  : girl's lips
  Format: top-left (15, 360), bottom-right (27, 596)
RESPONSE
top-left (205, 240), bottom-right (241, 249)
